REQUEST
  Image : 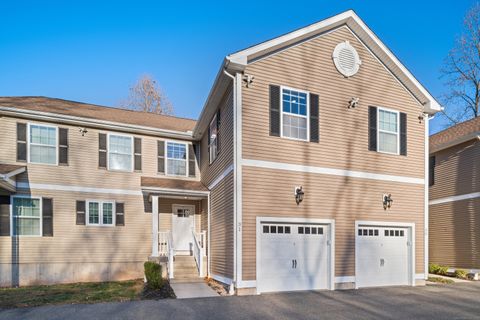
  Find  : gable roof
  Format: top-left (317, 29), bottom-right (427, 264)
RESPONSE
top-left (0, 96), bottom-right (196, 138)
top-left (194, 10), bottom-right (442, 138)
top-left (430, 117), bottom-right (480, 153)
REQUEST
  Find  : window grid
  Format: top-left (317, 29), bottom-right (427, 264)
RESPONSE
top-left (87, 200), bottom-right (114, 226)
top-left (377, 108), bottom-right (399, 154)
top-left (12, 197), bottom-right (42, 236)
top-left (108, 134), bottom-right (133, 171)
top-left (281, 88), bottom-right (309, 141)
top-left (166, 142), bottom-right (187, 176)
top-left (29, 124), bottom-right (57, 165)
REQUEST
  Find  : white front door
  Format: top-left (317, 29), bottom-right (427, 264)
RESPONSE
top-left (258, 222), bottom-right (331, 293)
top-left (356, 225), bottom-right (412, 288)
top-left (172, 205), bottom-right (195, 254)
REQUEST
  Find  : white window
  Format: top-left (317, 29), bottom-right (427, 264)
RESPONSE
top-left (87, 200), bottom-right (114, 226)
top-left (281, 87), bottom-right (309, 141)
top-left (108, 134), bottom-right (133, 171)
top-left (378, 108), bottom-right (399, 154)
top-left (209, 114), bottom-right (218, 164)
top-left (29, 124), bottom-right (57, 165)
top-left (12, 197), bottom-right (42, 236)
top-left (166, 142), bottom-right (187, 176)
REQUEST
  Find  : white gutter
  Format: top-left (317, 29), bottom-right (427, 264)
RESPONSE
top-left (0, 107), bottom-right (194, 140)
top-left (424, 115), bottom-right (429, 280)
top-left (141, 187), bottom-right (209, 197)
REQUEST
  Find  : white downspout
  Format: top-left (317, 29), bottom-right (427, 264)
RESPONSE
top-left (207, 193), bottom-right (211, 278)
top-left (424, 115), bottom-right (430, 280)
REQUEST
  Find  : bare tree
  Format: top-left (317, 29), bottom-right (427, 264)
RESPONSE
top-left (121, 74), bottom-right (174, 115)
top-left (440, 3), bottom-right (480, 125)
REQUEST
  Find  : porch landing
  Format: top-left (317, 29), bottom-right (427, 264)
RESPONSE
top-left (170, 282), bottom-right (219, 299)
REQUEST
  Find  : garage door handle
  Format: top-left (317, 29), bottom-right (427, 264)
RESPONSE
top-left (292, 259), bottom-right (295, 269)
top-left (294, 259), bottom-right (297, 269)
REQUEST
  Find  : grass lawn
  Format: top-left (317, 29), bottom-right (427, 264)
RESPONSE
top-left (0, 279), bottom-right (145, 309)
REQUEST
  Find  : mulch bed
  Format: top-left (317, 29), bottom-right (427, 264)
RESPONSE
top-left (141, 280), bottom-right (176, 299)
top-left (206, 278), bottom-right (229, 296)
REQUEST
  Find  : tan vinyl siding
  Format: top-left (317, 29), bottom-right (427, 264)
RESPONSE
top-left (430, 198), bottom-right (480, 269)
top-left (210, 172), bottom-right (234, 279)
top-left (430, 140), bottom-right (480, 200)
top-left (0, 116), bottom-right (199, 190)
top-left (242, 26), bottom-right (425, 179)
top-left (241, 166), bottom-right (425, 280)
top-left (200, 83), bottom-right (234, 187)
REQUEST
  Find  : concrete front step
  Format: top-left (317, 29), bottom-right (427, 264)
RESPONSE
top-left (171, 278), bottom-right (205, 284)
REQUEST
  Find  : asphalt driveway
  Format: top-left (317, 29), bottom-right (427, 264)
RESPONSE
top-left (1, 282), bottom-right (480, 320)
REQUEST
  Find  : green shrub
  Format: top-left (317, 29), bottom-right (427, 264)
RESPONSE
top-left (454, 269), bottom-right (468, 279)
top-left (437, 265), bottom-right (449, 276)
top-left (429, 263), bottom-right (441, 274)
top-left (144, 261), bottom-right (163, 289)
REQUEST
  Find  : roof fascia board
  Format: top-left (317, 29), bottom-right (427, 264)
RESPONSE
top-left (430, 133), bottom-right (480, 153)
top-left (0, 106), bottom-right (194, 140)
top-left (141, 187), bottom-right (210, 196)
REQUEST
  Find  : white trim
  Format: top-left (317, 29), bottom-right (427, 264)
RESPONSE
top-left (0, 106), bottom-right (193, 140)
top-left (208, 163), bottom-right (234, 190)
top-left (85, 199), bottom-right (116, 227)
top-left (17, 182), bottom-right (142, 196)
top-left (335, 276), bottom-right (356, 283)
top-left (10, 195), bottom-right (43, 237)
top-left (172, 204), bottom-right (196, 252)
top-left (207, 193), bottom-right (211, 277)
top-left (27, 122), bottom-right (59, 166)
top-left (424, 116), bottom-right (429, 280)
top-left (242, 159), bottom-right (424, 185)
top-left (235, 72), bottom-right (243, 288)
top-left (165, 140), bottom-right (189, 177)
top-left (208, 113), bottom-right (219, 164)
top-left (376, 107), bottom-right (400, 155)
top-left (355, 220), bottom-right (415, 289)
top-left (141, 187), bottom-right (209, 197)
top-left (225, 10), bottom-right (441, 113)
top-left (151, 196), bottom-right (159, 257)
top-left (429, 192), bottom-right (480, 205)
top-left (211, 274), bottom-right (233, 286)
top-left (416, 273), bottom-right (425, 280)
top-left (332, 40), bottom-right (361, 77)
top-left (107, 132), bottom-right (134, 172)
top-left (2, 167), bottom-right (26, 179)
top-left (256, 217), bottom-right (335, 293)
top-left (237, 280), bottom-right (256, 288)
top-left (279, 86), bottom-right (310, 142)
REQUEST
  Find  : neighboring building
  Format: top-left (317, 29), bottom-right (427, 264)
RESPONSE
top-left (429, 117), bottom-right (480, 270)
top-left (0, 10), bottom-right (441, 293)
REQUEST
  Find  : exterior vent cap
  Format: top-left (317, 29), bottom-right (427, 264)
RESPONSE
top-left (332, 41), bottom-right (361, 77)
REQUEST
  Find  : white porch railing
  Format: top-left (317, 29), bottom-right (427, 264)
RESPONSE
top-left (192, 230), bottom-right (207, 277)
top-left (159, 231), bottom-right (175, 279)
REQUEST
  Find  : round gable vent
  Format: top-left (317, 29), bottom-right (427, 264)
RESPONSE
top-left (332, 41), bottom-right (361, 77)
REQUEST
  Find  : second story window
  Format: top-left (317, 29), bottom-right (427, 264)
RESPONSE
top-left (108, 134), bottom-right (133, 171)
top-left (29, 124), bottom-right (57, 165)
top-left (209, 112), bottom-right (219, 164)
top-left (378, 108), bottom-right (399, 154)
top-left (281, 88), bottom-right (309, 141)
top-left (166, 142), bottom-right (187, 176)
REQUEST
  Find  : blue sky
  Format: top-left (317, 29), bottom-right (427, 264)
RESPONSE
top-left (0, 0), bottom-right (475, 134)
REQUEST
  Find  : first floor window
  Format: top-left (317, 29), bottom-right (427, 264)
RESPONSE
top-left (378, 108), bottom-right (399, 154)
top-left (108, 134), bottom-right (133, 171)
top-left (12, 197), bottom-right (41, 236)
top-left (281, 88), bottom-right (308, 140)
top-left (87, 201), bottom-right (114, 226)
top-left (29, 124), bottom-right (57, 164)
top-left (166, 142), bottom-right (187, 176)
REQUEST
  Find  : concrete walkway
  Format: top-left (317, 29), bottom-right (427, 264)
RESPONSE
top-left (170, 282), bottom-right (219, 299)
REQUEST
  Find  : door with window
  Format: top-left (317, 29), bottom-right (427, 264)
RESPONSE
top-left (172, 205), bottom-right (195, 254)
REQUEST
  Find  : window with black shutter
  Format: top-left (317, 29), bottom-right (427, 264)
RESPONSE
top-left (269, 85), bottom-right (281, 137)
top-left (42, 198), bottom-right (53, 236)
top-left (76, 200), bottom-right (86, 225)
top-left (310, 93), bottom-right (319, 143)
top-left (59, 128), bottom-right (69, 165)
top-left (17, 123), bottom-right (27, 162)
top-left (115, 202), bottom-right (125, 226)
top-left (368, 106), bottom-right (377, 151)
top-left (98, 133), bottom-right (107, 169)
top-left (134, 137), bottom-right (142, 171)
top-left (189, 144), bottom-right (196, 177)
top-left (429, 156), bottom-right (436, 186)
top-left (158, 140), bottom-right (165, 173)
top-left (0, 196), bottom-right (10, 236)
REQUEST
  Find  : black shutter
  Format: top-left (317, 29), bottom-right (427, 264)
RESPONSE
top-left (42, 198), bottom-right (53, 237)
top-left (99, 133), bottom-right (107, 169)
top-left (216, 110), bottom-right (221, 154)
top-left (0, 196), bottom-right (10, 236)
top-left (400, 112), bottom-right (407, 156)
top-left (269, 85), bottom-right (281, 136)
top-left (429, 156), bottom-right (436, 186)
top-left (115, 202), bottom-right (125, 226)
top-left (368, 106), bottom-right (377, 151)
top-left (188, 144), bottom-right (196, 177)
top-left (309, 93), bottom-right (319, 143)
top-left (59, 128), bottom-right (69, 165)
top-left (76, 200), bottom-right (86, 225)
top-left (134, 137), bottom-right (142, 171)
top-left (16, 123), bottom-right (27, 162)
top-left (157, 140), bottom-right (165, 173)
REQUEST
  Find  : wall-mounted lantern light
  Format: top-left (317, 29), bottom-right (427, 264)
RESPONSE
top-left (383, 193), bottom-right (393, 210)
top-left (418, 113), bottom-right (425, 124)
top-left (79, 127), bottom-right (88, 136)
top-left (348, 97), bottom-right (360, 109)
top-left (295, 186), bottom-right (304, 205)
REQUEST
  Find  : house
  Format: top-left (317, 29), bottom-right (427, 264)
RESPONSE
top-left (0, 10), bottom-right (441, 294)
top-left (429, 117), bottom-right (480, 270)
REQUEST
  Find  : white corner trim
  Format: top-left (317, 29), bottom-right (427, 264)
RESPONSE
top-left (416, 273), bottom-right (425, 280)
top-left (335, 276), bottom-right (356, 283)
top-left (242, 159), bottom-right (424, 185)
top-left (211, 274), bottom-right (233, 286)
top-left (429, 192), bottom-right (480, 206)
top-left (237, 280), bottom-right (256, 288)
top-left (424, 116), bottom-right (429, 281)
top-left (17, 182), bottom-right (143, 196)
top-left (208, 163), bottom-right (234, 190)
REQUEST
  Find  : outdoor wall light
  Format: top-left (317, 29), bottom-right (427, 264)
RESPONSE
top-left (79, 127), bottom-right (88, 136)
top-left (348, 97), bottom-right (360, 109)
top-left (383, 193), bottom-right (393, 210)
top-left (295, 186), bottom-right (304, 205)
top-left (418, 113), bottom-right (425, 124)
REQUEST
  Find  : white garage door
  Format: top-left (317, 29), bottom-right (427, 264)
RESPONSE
top-left (356, 225), bottom-right (412, 288)
top-left (258, 222), bottom-right (330, 293)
